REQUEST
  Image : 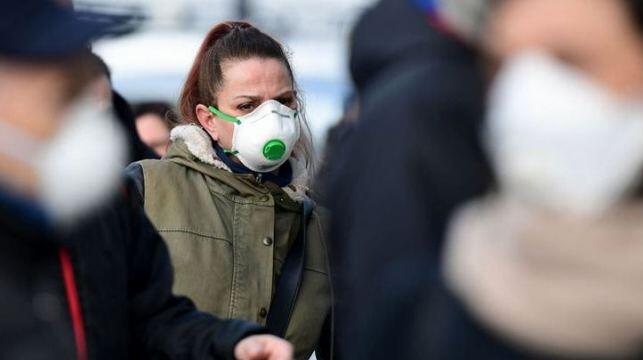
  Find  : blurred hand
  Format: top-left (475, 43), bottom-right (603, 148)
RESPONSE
top-left (234, 335), bottom-right (293, 360)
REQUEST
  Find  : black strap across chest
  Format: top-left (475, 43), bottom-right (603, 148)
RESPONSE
top-left (266, 197), bottom-right (315, 337)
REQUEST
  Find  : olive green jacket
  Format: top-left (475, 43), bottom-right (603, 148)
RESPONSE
top-left (129, 125), bottom-right (331, 360)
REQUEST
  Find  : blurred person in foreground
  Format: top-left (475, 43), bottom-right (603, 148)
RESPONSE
top-left (0, 1), bottom-right (293, 359)
top-left (443, 0), bottom-right (643, 358)
top-left (133, 101), bottom-right (173, 157)
top-left (321, 0), bottom-right (496, 358)
top-left (126, 22), bottom-right (331, 360)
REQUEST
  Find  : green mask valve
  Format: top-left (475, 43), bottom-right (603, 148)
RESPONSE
top-left (263, 139), bottom-right (286, 160)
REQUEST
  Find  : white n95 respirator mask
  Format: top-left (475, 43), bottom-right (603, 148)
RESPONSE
top-left (0, 93), bottom-right (128, 224)
top-left (209, 99), bottom-right (300, 173)
top-left (485, 51), bottom-right (643, 217)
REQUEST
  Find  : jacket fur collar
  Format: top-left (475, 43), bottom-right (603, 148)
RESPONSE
top-left (169, 125), bottom-right (309, 201)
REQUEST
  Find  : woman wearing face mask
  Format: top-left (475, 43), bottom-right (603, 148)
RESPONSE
top-left (443, 0), bottom-right (643, 358)
top-left (126, 22), bottom-right (331, 360)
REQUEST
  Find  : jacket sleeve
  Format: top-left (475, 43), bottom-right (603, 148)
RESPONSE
top-left (123, 186), bottom-right (266, 359)
top-left (124, 162), bottom-right (145, 207)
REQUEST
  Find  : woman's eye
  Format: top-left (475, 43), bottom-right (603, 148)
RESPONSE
top-left (238, 103), bottom-right (255, 112)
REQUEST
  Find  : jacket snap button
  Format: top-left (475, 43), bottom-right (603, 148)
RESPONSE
top-left (259, 307), bottom-right (268, 318)
top-left (262, 237), bottom-right (273, 246)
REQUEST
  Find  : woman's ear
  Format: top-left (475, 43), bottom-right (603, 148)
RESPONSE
top-left (195, 104), bottom-right (219, 141)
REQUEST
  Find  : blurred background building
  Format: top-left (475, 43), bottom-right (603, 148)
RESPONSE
top-left (76, 0), bottom-right (375, 146)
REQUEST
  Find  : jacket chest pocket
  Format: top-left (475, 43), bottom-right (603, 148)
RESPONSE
top-left (160, 230), bottom-right (234, 318)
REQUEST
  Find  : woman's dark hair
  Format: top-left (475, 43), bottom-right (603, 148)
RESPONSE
top-left (179, 21), bottom-right (295, 124)
top-left (133, 101), bottom-right (175, 127)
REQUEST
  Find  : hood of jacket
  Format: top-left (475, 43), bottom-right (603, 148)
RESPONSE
top-left (349, 0), bottom-right (475, 93)
top-left (165, 125), bottom-right (309, 201)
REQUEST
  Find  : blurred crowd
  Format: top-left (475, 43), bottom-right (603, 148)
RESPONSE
top-left (0, 0), bottom-right (642, 359)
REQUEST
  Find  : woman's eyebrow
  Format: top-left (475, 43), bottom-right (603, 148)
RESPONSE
top-left (275, 90), bottom-right (295, 98)
top-left (273, 90), bottom-right (296, 99)
top-left (233, 95), bottom-right (262, 101)
top-left (233, 90), bottom-right (295, 101)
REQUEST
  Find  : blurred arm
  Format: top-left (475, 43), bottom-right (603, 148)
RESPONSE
top-left (123, 187), bottom-right (266, 359)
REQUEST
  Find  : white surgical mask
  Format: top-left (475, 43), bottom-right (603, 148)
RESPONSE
top-left (209, 99), bottom-right (300, 173)
top-left (0, 93), bottom-right (127, 224)
top-left (486, 51), bottom-right (643, 217)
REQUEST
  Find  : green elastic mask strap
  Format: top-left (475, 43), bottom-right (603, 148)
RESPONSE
top-left (208, 106), bottom-right (241, 125)
top-left (224, 149), bottom-right (239, 155)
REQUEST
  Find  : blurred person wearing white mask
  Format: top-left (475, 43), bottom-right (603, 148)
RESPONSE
top-left (444, 0), bottom-right (643, 358)
top-left (0, 1), bottom-right (293, 359)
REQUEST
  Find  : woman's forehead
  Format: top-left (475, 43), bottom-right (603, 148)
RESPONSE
top-left (220, 57), bottom-right (292, 97)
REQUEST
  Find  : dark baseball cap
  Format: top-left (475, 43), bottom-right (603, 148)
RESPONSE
top-left (0, 0), bottom-right (119, 59)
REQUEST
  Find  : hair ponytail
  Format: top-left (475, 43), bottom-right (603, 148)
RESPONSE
top-left (180, 22), bottom-right (245, 123)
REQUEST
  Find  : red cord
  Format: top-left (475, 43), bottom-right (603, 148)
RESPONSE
top-left (59, 247), bottom-right (88, 360)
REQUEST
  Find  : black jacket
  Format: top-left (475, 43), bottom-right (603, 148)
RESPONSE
top-left (320, 0), bottom-right (534, 358)
top-left (0, 182), bottom-right (264, 360)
